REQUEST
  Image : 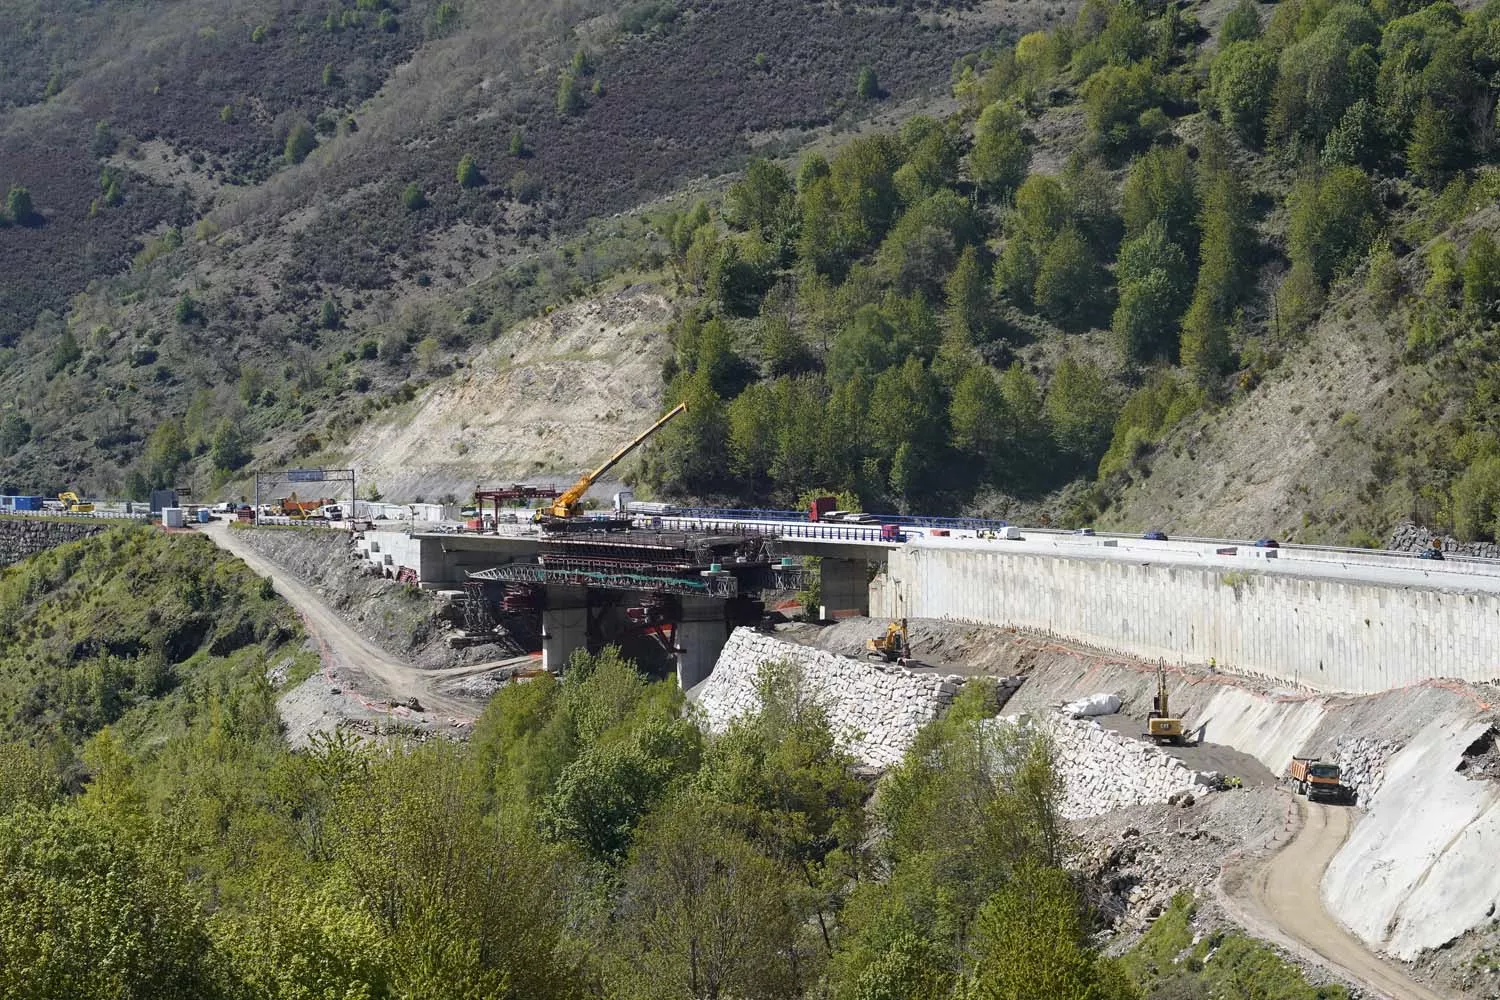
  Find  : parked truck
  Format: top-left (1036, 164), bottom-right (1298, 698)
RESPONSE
top-left (1285, 757), bottom-right (1347, 803)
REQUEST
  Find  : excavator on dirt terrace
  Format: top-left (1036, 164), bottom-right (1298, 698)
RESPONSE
top-left (533, 403), bottom-right (687, 531)
top-left (866, 619), bottom-right (910, 663)
top-left (1145, 659), bottom-right (1187, 746)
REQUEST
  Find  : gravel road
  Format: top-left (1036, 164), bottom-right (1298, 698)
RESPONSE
top-left (200, 521), bottom-right (477, 724)
top-left (1228, 796), bottom-right (1456, 1000)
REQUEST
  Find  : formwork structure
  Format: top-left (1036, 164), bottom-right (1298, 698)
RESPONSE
top-left (472, 484), bottom-right (562, 527)
top-left (464, 527), bottom-right (792, 679)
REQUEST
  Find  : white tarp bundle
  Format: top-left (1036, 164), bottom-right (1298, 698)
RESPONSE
top-left (1062, 692), bottom-right (1122, 718)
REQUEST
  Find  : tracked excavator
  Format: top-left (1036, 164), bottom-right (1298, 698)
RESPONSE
top-left (1145, 659), bottom-right (1187, 745)
top-left (533, 403), bottom-right (687, 530)
top-left (866, 618), bottom-right (910, 663)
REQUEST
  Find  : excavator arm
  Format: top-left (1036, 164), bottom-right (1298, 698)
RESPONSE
top-left (541, 402), bottom-right (687, 520)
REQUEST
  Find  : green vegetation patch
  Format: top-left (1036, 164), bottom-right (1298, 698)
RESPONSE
top-left (0, 524), bottom-right (309, 749)
top-left (1125, 894), bottom-right (1352, 1000)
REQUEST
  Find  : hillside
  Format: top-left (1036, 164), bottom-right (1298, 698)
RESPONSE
top-left (0, 522), bottom-right (312, 751)
top-left (0, 0), bottom-right (1027, 496)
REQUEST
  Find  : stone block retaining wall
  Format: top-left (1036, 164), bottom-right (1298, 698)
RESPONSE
top-left (0, 518), bottom-right (104, 568)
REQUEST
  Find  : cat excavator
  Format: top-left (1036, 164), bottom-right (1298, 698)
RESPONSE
top-left (1145, 659), bottom-right (1187, 745)
top-left (533, 403), bottom-right (687, 529)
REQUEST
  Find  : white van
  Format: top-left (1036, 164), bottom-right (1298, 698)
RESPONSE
top-left (1001, 525), bottom-right (1023, 540)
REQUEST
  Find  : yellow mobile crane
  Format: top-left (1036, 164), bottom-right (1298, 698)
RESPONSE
top-left (534, 403), bottom-right (688, 526)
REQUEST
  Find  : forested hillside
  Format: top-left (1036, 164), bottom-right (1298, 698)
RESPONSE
top-left (0, 621), bottom-right (1338, 1000)
top-left (0, 0), bottom-right (1006, 496)
top-left (636, 0), bottom-right (1500, 544)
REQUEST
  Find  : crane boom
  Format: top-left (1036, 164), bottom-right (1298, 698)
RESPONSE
top-left (541, 402), bottom-right (688, 520)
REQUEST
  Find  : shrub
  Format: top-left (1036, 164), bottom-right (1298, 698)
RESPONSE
top-left (401, 182), bottom-right (427, 211)
top-left (456, 155), bottom-right (482, 188)
top-left (283, 123), bottom-right (316, 165)
top-left (6, 186), bottom-right (37, 226)
top-left (857, 66), bottom-right (881, 99)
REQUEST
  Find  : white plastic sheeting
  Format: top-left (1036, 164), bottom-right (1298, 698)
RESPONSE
top-left (1062, 692), bottom-right (1122, 718)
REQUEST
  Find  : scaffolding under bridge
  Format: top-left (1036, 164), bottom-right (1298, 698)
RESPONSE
top-left (469, 563), bottom-right (740, 599)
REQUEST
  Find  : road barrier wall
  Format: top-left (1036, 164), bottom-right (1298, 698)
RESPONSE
top-left (872, 545), bottom-right (1500, 694)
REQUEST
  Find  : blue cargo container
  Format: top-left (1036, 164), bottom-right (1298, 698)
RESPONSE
top-left (1, 495), bottom-right (44, 511)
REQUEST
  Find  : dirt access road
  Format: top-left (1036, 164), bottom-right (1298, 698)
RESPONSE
top-left (200, 521), bottom-right (478, 723)
top-left (1226, 796), bottom-right (1455, 1000)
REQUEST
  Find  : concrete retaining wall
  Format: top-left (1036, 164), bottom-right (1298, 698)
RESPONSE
top-left (0, 517), bottom-right (105, 567)
top-left (873, 545), bottom-right (1500, 694)
top-left (690, 628), bottom-right (970, 768)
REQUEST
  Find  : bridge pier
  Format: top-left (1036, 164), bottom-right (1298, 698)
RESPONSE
top-left (541, 586), bottom-right (589, 674)
top-left (819, 557), bottom-right (870, 619)
top-left (676, 596), bottom-right (729, 689)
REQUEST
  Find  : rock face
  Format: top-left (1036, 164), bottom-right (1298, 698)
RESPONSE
top-left (1387, 519), bottom-right (1500, 559)
top-left (1018, 715), bottom-right (1216, 820)
top-left (0, 518), bottom-right (103, 567)
top-left (691, 628), bottom-right (994, 768)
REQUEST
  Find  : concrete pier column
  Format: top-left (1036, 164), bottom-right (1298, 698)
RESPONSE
top-left (819, 557), bottom-right (870, 619)
top-left (542, 586), bottom-right (589, 674)
top-left (675, 597), bottom-right (728, 690)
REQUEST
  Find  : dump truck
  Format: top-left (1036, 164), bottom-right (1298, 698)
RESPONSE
top-left (1286, 757), bottom-right (1347, 803)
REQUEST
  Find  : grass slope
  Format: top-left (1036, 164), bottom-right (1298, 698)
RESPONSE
top-left (0, 524), bottom-right (311, 750)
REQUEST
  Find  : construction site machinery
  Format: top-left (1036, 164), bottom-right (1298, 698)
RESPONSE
top-left (1286, 757), bottom-right (1347, 803)
top-left (867, 618), bottom-right (910, 662)
top-left (58, 492), bottom-right (94, 514)
top-left (1145, 660), bottom-right (1186, 745)
top-left (534, 403), bottom-right (687, 527)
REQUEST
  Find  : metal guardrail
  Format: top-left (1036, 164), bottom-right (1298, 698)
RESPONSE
top-left (647, 516), bottom-right (889, 543)
top-left (0, 509), bottom-right (149, 521)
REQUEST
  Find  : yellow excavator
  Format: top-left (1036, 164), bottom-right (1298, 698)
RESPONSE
top-left (534, 403), bottom-right (688, 526)
top-left (1145, 659), bottom-right (1186, 745)
top-left (58, 492), bottom-right (94, 513)
top-left (867, 619), bottom-right (910, 662)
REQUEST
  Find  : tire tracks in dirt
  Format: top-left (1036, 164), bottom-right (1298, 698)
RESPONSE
top-left (1221, 795), bottom-right (1455, 1000)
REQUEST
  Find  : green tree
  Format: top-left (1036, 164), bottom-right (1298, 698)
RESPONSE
top-left (875, 189), bottom-right (980, 298)
top-left (944, 245), bottom-right (992, 345)
top-left (175, 293), bottom-right (202, 325)
top-left (456, 153), bottom-right (481, 188)
top-left (857, 65), bottom-right (881, 99)
top-left (49, 327), bottom-right (81, 374)
top-left (211, 420), bottom-right (252, 472)
top-left (1407, 98), bottom-right (1459, 187)
top-left (1321, 98), bottom-right (1383, 168)
top-left (318, 298), bottom-right (340, 330)
top-left (723, 159), bottom-right (796, 239)
top-left (1464, 231), bottom-right (1500, 313)
top-left (969, 102), bottom-right (1031, 198)
top-left (0, 807), bottom-right (224, 1000)
top-left (951, 367), bottom-right (1007, 477)
top-left (6, 185), bottom-right (36, 225)
top-left (1268, 5), bottom-right (1380, 151)
top-left (0, 413), bottom-right (31, 451)
top-left (605, 797), bottom-right (801, 1000)
top-left (1080, 62), bottom-right (1157, 149)
top-left (1113, 221), bottom-right (1191, 362)
top-left (401, 181), bottom-right (427, 210)
top-left (1211, 41), bottom-right (1278, 144)
top-left (1034, 227), bottom-right (1105, 329)
top-left (1046, 355), bottom-right (1118, 472)
top-left (969, 864), bottom-right (1139, 1000)
top-left (1288, 166), bottom-right (1380, 284)
top-left (1452, 455), bottom-right (1500, 541)
top-left (283, 122), bottom-right (316, 164)
top-left (1121, 145), bottom-right (1199, 254)
top-left (143, 418), bottom-right (190, 488)
top-left (557, 70), bottom-right (584, 115)
top-left (1221, 0), bottom-right (1263, 43)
